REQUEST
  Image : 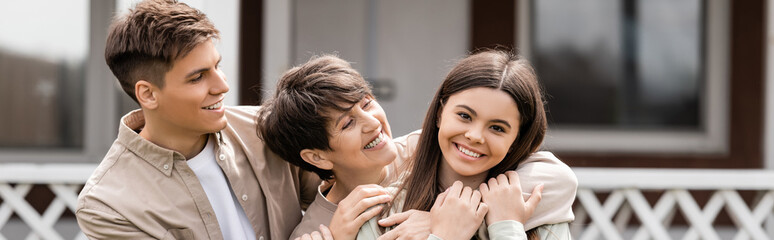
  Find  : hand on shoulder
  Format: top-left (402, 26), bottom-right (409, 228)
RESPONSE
top-left (479, 171), bottom-right (543, 225)
top-left (329, 184), bottom-right (391, 239)
top-left (429, 181), bottom-right (487, 240)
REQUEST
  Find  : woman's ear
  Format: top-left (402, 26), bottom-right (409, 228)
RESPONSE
top-left (136, 80), bottom-right (159, 109)
top-left (300, 149), bottom-right (334, 170)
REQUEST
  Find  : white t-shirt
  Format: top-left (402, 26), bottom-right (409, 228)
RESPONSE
top-left (188, 138), bottom-right (256, 240)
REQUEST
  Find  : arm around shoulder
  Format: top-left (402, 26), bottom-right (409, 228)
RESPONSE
top-left (486, 221), bottom-right (571, 240)
top-left (517, 151), bottom-right (577, 229)
top-left (298, 169), bottom-right (322, 209)
top-left (487, 220), bottom-right (528, 240)
top-left (534, 222), bottom-right (572, 240)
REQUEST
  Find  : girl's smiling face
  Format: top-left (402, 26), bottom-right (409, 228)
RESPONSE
top-left (437, 87), bottom-right (521, 182)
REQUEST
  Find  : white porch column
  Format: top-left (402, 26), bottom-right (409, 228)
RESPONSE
top-left (261, 0), bottom-right (292, 101)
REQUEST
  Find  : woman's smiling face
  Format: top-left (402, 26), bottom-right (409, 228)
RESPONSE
top-left (319, 96), bottom-right (398, 174)
top-left (437, 87), bottom-right (521, 181)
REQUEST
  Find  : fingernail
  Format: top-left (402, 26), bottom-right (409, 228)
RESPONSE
top-left (539, 183), bottom-right (545, 191)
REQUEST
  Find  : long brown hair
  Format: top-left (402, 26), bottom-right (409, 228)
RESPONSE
top-left (400, 49), bottom-right (547, 223)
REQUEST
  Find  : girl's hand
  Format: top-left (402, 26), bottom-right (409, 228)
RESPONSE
top-left (429, 181), bottom-right (488, 240)
top-left (294, 224), bottom-right (335, 240)
top-left (479, 171), bottom-right (543, 225)
top-left (376, 210), bottom-right (431, 240)
top-left (329, 184), bottom-right (392, 240)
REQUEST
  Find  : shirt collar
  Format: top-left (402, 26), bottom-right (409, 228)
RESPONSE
top-left (117, 109), bottom-right (225, 176)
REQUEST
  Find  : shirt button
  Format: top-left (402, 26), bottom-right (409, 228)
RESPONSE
top-left (219, 154), bottom-right (226, 160)
top-left (242, 194), bottom-right (248, 201)
top-left (259, 236), bottom-right (264, 240)
top-left (163, 164), bottom-right (169, 170)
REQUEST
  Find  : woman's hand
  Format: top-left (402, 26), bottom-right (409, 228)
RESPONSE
top-left (479, 171), bottom-right (543, 225)
top-left (429, 181), bottom-right (488, 240)
top-left (329, 184), bottom-right (392, 240)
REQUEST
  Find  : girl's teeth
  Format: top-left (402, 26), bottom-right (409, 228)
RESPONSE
top-left (458, 145), bottom-right (481, 158)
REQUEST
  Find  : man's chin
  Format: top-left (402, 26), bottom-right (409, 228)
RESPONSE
top-left (206, 120), bottom-right (228, 133)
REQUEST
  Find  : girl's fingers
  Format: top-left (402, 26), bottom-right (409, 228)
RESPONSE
top-left (378, 210), bottom-right (411, 227)
top-left (354, 205), bottom-right (384, 224)
top-left (301, 234), bottom-right (312, 240)
top-left (352, 194), bottom-right (391, 217)
top-left (470, 190), bottom-right (482, 206)
top-left (345, 185), bottom-right (389, 204)
top-left (488, 176), bottom-right (499, 189)
top-left (310, 231), bottom-right (323, 240)
top-left (496, 173), bottom-right (509, 187)
top-left (318, 225), bottom-right (334, 240)
top-left (470, 190), bottom-right (481, 206)
top-left (460, 186), bottom-right (473, 200)
top-left (476, 202), bottom-right (489, 220)
top-left (505, 171), bottom-right (520, 186)
top-left (525, 183), bottom-right (544, 212)
top-left (433, 191), bottom-right (448, 209)
top-left (448, 181), bottom-right (464, 199)
top-left (479, 183), bottom-right (490, 198)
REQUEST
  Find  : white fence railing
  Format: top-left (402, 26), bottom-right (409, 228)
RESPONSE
top-left (0, 164), bottom-right (94, 240)
top-left (572, 168), bottom-right (774, 240)
top-left (1, 164), bottom-right (774, 240)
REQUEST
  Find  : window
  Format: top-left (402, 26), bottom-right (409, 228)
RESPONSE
top-left (0, 0), bottom-right (119, 163)
top-left (279, 0), bottom-right (469, 136)
top-left (0, 1), bottom-right (90, 149)
top-left (518, 0), bottom-right (729, 154)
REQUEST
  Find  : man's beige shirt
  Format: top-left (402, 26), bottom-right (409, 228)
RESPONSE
top-left (76, 106), bottom-right (320, 240)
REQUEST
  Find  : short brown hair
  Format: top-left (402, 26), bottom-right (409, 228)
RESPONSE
top-left (105, 0), bottom-right (219, 102)
top-left (257, 55), bottom-right (372, 180)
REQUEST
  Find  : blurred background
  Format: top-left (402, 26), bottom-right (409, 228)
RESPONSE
top-left (1, 0), bottom-right (773, 239)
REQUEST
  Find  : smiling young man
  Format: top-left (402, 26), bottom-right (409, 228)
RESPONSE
top-left (75, 0), bottom-right (318, 239)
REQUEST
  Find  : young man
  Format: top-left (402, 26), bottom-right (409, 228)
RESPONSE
top-left (75, 0), bottom-right (318, 239)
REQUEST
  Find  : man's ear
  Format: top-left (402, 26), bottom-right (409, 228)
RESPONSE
top-left (300, 149), bottom-right (334, 170)
top-left (136, 80), bottom-right (158, 109)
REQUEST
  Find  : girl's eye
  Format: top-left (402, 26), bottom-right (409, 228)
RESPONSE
top-left (342, 119), bottom-right (354, 130)
top-left (457, 112), bottom-right (471, 120)
top-left (363, 99), bottom-right (373, 109)
top-left (490, 125), bottom-right (505, 133)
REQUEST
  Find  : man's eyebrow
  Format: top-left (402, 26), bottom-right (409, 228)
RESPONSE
top-left (184, 56), bottom-right (222, 79)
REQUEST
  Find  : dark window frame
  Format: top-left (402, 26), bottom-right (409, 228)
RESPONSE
top-left (471, 0), bottom-right (764, 169)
